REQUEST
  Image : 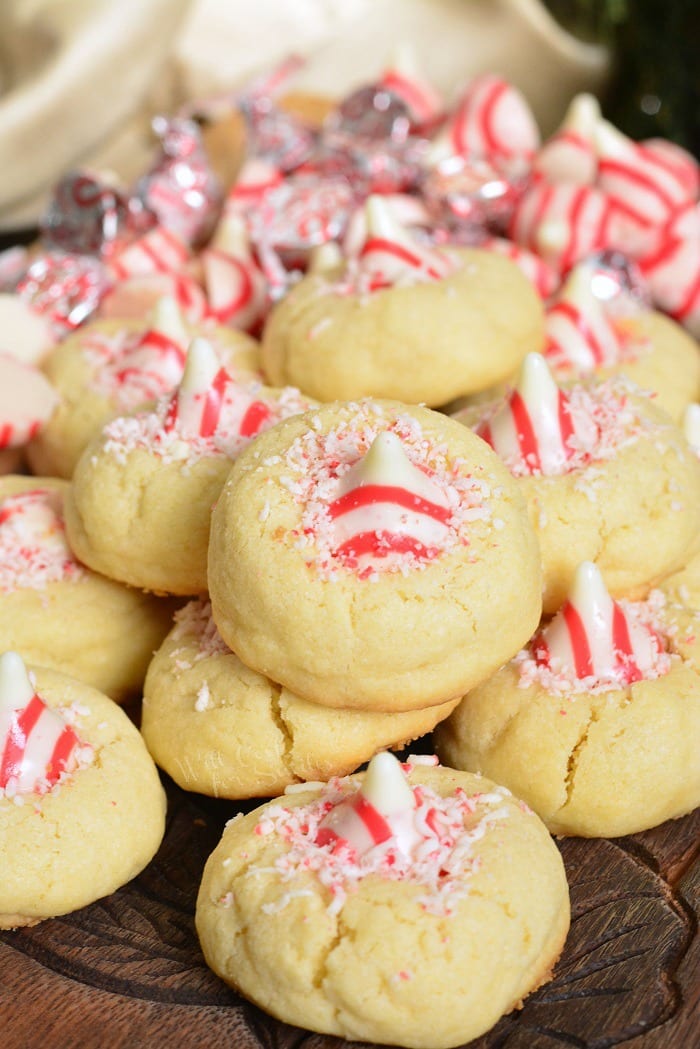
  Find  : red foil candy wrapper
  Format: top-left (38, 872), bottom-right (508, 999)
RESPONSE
top-left (240, 97), bottom-right (317, 173)
top-left (15, 251), bottom-right (112, 337)
top-left (422, 155), bottom-right (528, 242)
top-left (40, 170), bottom-right (156, 258)
top-left (317, 85), bottom-right (426, 195)
top-left (134, 116), bottom-right (224, 247)
top-left (581, 249), bottom-right (651, 310)
top-left (248, 174), bottom-right (357, 282)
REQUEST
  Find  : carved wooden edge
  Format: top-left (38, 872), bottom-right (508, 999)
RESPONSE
top-left (1, 798), bottom-right (698, 1049)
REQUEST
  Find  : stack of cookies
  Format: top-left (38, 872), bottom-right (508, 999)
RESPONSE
top-left (1, 48), bottom-right (699, 1048)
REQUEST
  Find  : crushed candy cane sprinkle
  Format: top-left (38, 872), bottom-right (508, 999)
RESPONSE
top-left (168, 599), bottom-right (229, 670)
top-left (0, 487), bottom-right (84, 593)
top-left (275, 403), bottom-right (493, 578)
top-left (473, 374), bottom-right (660, 479)
top-left (240, 752), bottom-right (513, 917)
top-left (101, 339), bottom-right (309, 466)
top-left (0, 651), bottom-right (93, 801)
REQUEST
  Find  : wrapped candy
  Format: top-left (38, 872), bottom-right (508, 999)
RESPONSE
top-left (421, 154), bottom-right (526, 240)
top-left (40, 170), bottom-right (156, 258)
top-left (317, 75), bottom-right (428, 196)
top-left (376, 42), bottom-right (444, 133)
top-left (15, 251), bottom-right (112, 337)
top-left (133, 116), bottom-right (224, 247)
top-left (247, 173), bottom-right (357, 285)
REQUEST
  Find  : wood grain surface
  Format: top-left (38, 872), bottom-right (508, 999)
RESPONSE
top-left (2, 774), bottom-right (698, 1049)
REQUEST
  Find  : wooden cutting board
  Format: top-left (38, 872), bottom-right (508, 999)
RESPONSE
top-left (2, 774), bottom-right (698, 1049)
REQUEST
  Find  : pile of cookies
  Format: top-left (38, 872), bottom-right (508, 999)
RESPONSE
top-left (1, 49), bottom-right (699, 1048)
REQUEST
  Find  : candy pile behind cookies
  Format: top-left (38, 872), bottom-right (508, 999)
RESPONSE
top-left (1, 49), bottom-right (699, 1049)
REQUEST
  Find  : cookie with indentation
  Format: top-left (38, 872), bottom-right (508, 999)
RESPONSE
top-left (0, 474), bottom-right (176, 702)
top-left (27, 297), bottom-right (260, 479)
top-left (261, 195), bottom-right (544, 406)
top-left (456, 355), bottom-right (700, 615)
top-left (195, 753), bottom-right (569, 1049)
top-left (207, 397), bottom-right (542, 712)
top-left (142, 599), bottom-right (460, 798)
top-left (434, 562), bottom-right (700, 837)
top-left (64, 339), bottom-right (314, 596)
top-left (0, 652), bottom-right (166, 929)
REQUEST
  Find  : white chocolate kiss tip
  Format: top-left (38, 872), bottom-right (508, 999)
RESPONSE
top-left (558, 262), bottom-right (628, 314)
top-left (361, 751), bottom-right (415, 816)
top-left (338, 431), bottom-right (448, 507)
top-left (364, 194), bottom-right (408, 242)
top-left (560, 92), bottom-right (602, 135)
top-left (178, 337), bottom-right (220, 395)
top-left (149, 296), bottom-right (188, 345)
top-left (683, 404), bottom-right (700, 453)
top-left (0, 650), bottom-right (34, 709)
top-left (518, 351), bottom-right (559, 403)
top-left (210, 212), bottom-right (250, 255)
top-left (569, 560), bottom-right (612, 619)
top-left (309, 240), bottom-right (343, 274)
top-left (594, 117), bottom-right (635, 160)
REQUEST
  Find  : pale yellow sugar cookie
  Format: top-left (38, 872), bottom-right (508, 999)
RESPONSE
top-left (660, 549), bottom-right (700, 611)
top-left (0, 475), bottom-right (176, 702)
top-left (596, 310), bottom-right (700, 424)
top-left (208, 398), bottom-right (542, 712)
top-left (27, 312), bottom-right (260, 479)
top-left (0, 660), bottom-right (166, 928)
top-left (261, 246), bottom-right (544, 406)
top-left (458, 364), bottom-right (700, 615)
top-left (196, 759), bottom-right (570, 1049)
top-left (64, 344), bottom-right (314, 596)
top-left (142, 600), bottom-right (460, 798)
top-left (434, 581), bottom-right (700, 838)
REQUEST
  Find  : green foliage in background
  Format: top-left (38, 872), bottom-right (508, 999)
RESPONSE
top-left (546, 0), bottom-right (699, 152)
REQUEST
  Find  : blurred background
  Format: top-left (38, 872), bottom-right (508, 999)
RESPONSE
top-left (0, 0), bottom-right (697, 235)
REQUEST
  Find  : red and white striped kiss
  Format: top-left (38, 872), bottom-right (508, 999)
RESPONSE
top-left (544, 264), bottom-right (625, 374)
top-left (509, 181), bottom-right (613, 274)
top-left (476, 353), bottom-right (598, 475)
top-left (638, 203), bottom-right (700, 338)
top-left (223, 158), bottom-right (284, 218)
top-left (378, 42), bottom-right (443, 128)
top-left (101, 296), bottom-right (189, 402)
top-left (164, 338), bottom-right (272, 440)
top-left (479, 236), bottom-right (560, 299)
top-left (201, 214), bottom-right (268, 332)
top-left (532, 93), bottom-right (600, 186)
top-left (99, 272), bottom-right (208, 324)
top-left (353, 195), bottom-right (454, 294)
top-left (435, 73), bottom-right (540, 164)
top-left (327, 430), bottom-right (452, 565)
top-left (532, 561), bottom-right (666, 687)
top-left (597, 121), bottom-right (700, 257)
top-left (0, 651), bottom-right (81, 794)
top-left (316, 751), bottom-right (422, 859)
top-left (107, 225), bottom-right (191, 282)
